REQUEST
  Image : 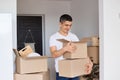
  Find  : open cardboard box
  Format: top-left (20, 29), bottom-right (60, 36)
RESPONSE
top-left (57, 39), bottom-right (88, 59)
top-left (13, 49), bottom-right (48, 74)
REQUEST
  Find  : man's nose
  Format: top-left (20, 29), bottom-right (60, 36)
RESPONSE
top-left (67, 26), bottom-right (71, 29)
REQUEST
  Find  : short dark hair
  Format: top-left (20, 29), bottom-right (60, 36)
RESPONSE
top-left (59, 14), bottom-right (72, 23)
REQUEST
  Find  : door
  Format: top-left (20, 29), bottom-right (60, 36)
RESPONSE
top-left (17, 15), bottom-right (44, 55)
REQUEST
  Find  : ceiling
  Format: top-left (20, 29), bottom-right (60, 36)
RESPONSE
top-left (49, 0), bottom-right (72, 1)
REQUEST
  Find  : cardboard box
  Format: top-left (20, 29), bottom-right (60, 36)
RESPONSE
top-left (58, 58), bottom-right (90, 78)
top-left (16, 57), bottom-right (48, 74)
top-left (91, 36), bottom-right (99, 43)
top-left (88, 46), bottom-right (99, 64)
top-left (80, 37), bottom-right (99, 46)
top-left (13, 49), bottom-right (48, 74)
top-left (24, 43), bottom-right (35, 52)
top-left (19, 45), bottom-right (33, 58)
top-left (80, 37), bottom-right (91, 43)
top-left (14, 71), bottom-right (49, 80)
top-left (58, 39), bottom-right (88, 59)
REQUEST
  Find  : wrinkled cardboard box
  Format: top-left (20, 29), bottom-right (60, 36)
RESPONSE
top-left (13, 49), bottom-right (48, 74)
top-left (58, 39), bottom-right (88, 59)
top-left (58, 58), bottom-right (90, 78)
top-left (14, 70), bottom-right (50, 80)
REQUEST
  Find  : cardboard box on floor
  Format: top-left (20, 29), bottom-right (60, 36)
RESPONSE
top-left (88, 46), bottom-right (99, 64)
top-left (13, 49), bottom-right (48, 74)
top-left (14, 70), bottom-right (50, 80)
top-left (57, 39), bottom-right (88, 59)
top-left (58, 58), bottom-right (90, 78)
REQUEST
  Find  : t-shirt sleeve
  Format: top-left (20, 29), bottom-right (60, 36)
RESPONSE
top-left (74, 35), bottom-right (79, 41)
top-left (49, 36), bottom-right (57, 47)
top-left (72, 33), bottom-right (79, 41)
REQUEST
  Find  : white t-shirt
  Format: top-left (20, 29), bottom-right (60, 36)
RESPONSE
top-left (49, 32), bottom-right (79, 72)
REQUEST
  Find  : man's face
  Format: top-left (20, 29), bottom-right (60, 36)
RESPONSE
top-left (60, 21), bottom-right (72, 33)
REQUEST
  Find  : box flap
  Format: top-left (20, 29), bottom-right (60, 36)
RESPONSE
top-left (57, 39), bottom-right (70, 43)
top-left (79, 37), bottom-right (91, 43)
top-left (57, 39), bottom-right (81, 43)
top-left (22, 56), bottom-right (48, 60)
top-left (13, 49), bottom-right (20, 57)
top-left (18, 45), bottom-right (33, 58)
top-left (80, 36), bottom-right (99, 43)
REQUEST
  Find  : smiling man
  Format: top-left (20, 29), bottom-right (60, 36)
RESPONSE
top-left (49, 14), bottom-right (92, 80)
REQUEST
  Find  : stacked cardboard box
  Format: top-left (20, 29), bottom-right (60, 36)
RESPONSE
top-left (80, 36), bottom-right (99, 64)
top-left (91, 36), bottom-right (99, 46)
top-left (13, 45), bottom-right (49, 80)
top-left (88, 46), bottom-right (99, 64)
top-left (80, 36), bottom-right (99, 80)
top-left (58, 39), bottom-right (91, 78)
top-left (14, 71), bottom-right (49, 80)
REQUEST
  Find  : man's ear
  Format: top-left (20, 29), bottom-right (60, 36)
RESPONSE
top-left (59, 22), bottom-right (62, 27)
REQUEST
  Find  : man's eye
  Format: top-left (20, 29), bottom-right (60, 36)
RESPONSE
top-left (65, 25), bottom-right (70, 26)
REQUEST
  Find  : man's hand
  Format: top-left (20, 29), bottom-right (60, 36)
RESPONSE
top-left (63, 42), bottom-right (76, 53)
top-left (85, 58), bottom-right (93, 74)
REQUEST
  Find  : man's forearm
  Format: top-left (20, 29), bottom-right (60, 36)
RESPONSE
top-left (52, 48), bottom-right (66, 58)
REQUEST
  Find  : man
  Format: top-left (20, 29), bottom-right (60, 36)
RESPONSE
top-left (49, 14), bottom-right (93, 80)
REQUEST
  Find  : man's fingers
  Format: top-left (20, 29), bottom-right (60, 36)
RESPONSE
top-left (65, 42), bottom-right (77, 53)
top-left (67, 41), bottom-right (72, 45)
top-left (84, 63), bottom-right (93, 74)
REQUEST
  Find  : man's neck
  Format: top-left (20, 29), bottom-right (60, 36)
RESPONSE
top-left (59, 30), bottom-right (68, 36)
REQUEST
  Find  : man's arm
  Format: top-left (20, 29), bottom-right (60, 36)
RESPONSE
top-left (50, 42), bottom-right (76, 58)
top-left (50, 46), bottom-right (66, 58)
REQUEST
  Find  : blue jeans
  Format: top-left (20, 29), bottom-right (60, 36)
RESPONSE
top-left (56, 73), bottom-right (80, 80)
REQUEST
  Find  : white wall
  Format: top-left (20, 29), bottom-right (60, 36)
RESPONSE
top-left (17, 0), bottom-right (71, 80)
top-left (99, 0), bottom-right (120, 80)
top-left (0, 13), bottom-right (13, 80)
top-left (0, 0), bottom-right (17, 48)
top-left (0, 0), bottom-right (16, 79)
top-left (71, 0), bottom-right (99, 39)
top-left (17, 0), bottom-right (71, 55)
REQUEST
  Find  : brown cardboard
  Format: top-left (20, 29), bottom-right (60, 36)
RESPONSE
top-left (91, 36), bottom-right (99, 43)
top-left (16, 56), bottom-right (48, 74)
top-left (80, 37), bottom-right (91, 43)
top-left (58, 58), bottom-right (90, 78)
top-left (88, 46), bottom-right (99, 64)
top-left (92, 42), bottom-right (99, 46)
top-left (80, 37), bottom-right (99, 46)
top-left (14, 71), bottom-right (49, 80)
top-left (58, 39), bottom-right (88, 59)
top-left (19, 45), bottom-right (33, 58)
top-left (13, 49), bottom-right (20, 57)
